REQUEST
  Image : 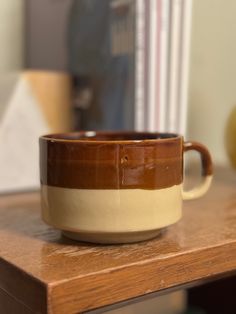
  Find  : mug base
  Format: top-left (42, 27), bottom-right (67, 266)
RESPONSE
top-left (62, 229), bottom-right (163, 244)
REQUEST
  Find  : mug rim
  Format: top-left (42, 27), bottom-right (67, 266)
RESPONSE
top-left (40, 131), bottom-right (182, 144)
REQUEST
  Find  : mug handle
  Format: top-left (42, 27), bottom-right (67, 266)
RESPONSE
top-left (182, 141), bottom-right (213, 200)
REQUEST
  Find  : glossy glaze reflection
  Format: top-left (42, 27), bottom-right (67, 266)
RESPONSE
top-left (40, 131), bottom-right (184, 189)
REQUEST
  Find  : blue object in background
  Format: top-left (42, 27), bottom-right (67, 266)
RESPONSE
top-left (68, 0), bottom-right (134, 130)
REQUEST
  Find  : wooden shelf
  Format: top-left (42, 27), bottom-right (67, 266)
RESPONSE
top-left (0, 168), bottom-right (236, 313)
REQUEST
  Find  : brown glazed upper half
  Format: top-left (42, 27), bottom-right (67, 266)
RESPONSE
top-left (40, 132), bottom-right (184, 190)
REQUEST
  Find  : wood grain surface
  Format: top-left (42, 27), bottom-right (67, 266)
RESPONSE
top-left (0, 168), bottom-right (236, 313)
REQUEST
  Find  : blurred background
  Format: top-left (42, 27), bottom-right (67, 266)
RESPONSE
top-left (0, 0), bottom-right (236, 312)
top-left (1, 0), bottom-right (235, 161)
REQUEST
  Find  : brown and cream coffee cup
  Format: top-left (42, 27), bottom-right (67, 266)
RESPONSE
top-left (40, 132), bottom-right (213, 244)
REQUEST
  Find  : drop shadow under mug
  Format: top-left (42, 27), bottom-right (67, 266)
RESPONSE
top-left (39, 132), bottom-right (213, 244)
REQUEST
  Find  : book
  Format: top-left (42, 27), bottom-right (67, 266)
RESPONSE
top-left (165, 0), bottom-right (192, 136)
top-left (167, 0), bottom-right (183, 133)
top-left (134, 0), bottom-right (146, 131)
top-left (178, 0), bottom-right (193, 135)
top-left (134, 0), bottom-right (192, 136)
top-left (147, 0), bottom-right (159, 131)
top-left (158, 0), bottom-right (170, 132)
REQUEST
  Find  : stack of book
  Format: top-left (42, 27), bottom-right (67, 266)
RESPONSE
top-left (134, 0), bottom-right (192, 135)
top-left (111, 0), bottom-right (192, 135)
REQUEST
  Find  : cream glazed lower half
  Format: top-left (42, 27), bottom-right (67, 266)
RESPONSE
top-left (41, 184), bottom-right (182, 243)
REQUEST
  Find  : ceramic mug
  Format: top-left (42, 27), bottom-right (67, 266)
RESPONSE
top-left (40, 132), bottom-right (213, 244)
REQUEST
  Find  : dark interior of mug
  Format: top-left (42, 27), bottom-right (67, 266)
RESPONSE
top-left (44, 132), bottom-right (179, 141)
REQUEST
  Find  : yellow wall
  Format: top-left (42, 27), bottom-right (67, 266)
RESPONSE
top-left (188, 0), bottom-right (236, 165)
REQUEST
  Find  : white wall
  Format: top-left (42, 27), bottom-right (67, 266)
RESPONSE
top-left (188, 0), bottom-right (236, 165)
top-left (0, 0), bottom-right (24, 73)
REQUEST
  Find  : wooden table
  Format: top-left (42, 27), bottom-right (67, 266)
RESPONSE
top-left (0, 168), bottom-right (236, 314)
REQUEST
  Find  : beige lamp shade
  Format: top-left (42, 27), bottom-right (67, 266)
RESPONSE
top-left (24, 70), bottom-right (73, 132)
top-left (0, 70), bottom-right (73, 192)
